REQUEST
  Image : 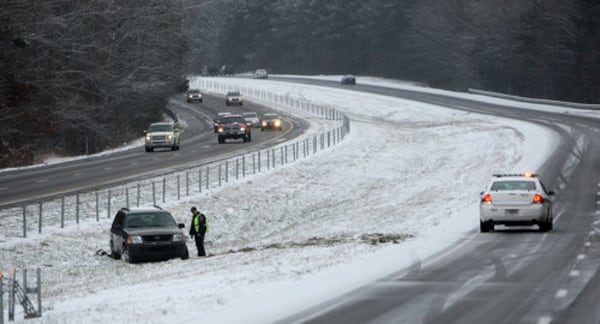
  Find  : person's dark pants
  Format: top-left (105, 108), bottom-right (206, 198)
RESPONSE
top-left (194, 233), bottom-right (206, 256)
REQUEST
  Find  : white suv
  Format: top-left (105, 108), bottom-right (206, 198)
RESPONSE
top-left (479, 173), bottom-right (554, 232)
top-left (144, 122), bottom-right (181, 152)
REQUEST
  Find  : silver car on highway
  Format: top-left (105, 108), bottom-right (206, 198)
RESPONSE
top-left (479, 173), bottom-right (554, 232)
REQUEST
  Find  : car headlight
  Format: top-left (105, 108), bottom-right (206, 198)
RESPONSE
top-left (172, 234), bottom-right (184, 242)
top-left (167, 134), bottom-right (173, 140)
top-left (275, 120), bottom-right (281, 127)
top-left (240, 127), bottom-right (246, 132)
top-left (145, 135), bottom-right (151, 142)
top-left (262, 121), bottom-right (266, 126)
top-left (217, 127), bottom-right (223, 133)
top-left (127, 236), bottom-right (143, 244)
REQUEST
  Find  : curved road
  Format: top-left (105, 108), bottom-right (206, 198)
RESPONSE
top-left (270, 77), bottom-right (600, 324)
top-left (0, 93), bottom-right (309, 208)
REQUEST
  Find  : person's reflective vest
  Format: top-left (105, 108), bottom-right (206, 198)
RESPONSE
top-left (193, 212), bottom-right (201, 233)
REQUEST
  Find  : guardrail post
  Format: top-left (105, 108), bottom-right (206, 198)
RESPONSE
top-left (236, 159), bottom-right (239, 179)
top-left (281, 147), bottom-right (285, 165)
top-left (61, 197), bottom-right (65, 228)
top-left (137, 184), bottom-right (140, 207)
top-left (206, 166), bottom-right (209, 190)
top-left (186, 172), bottom-right (190, 196)
top-left (225, 161), bottom-right (229, 183)
top-left (219, 164), bottom-right (222, 186)
top-left (22, 206), bottom-right (26, 238)
top-left (163, 178), bottom-right (166, 203)
top-left (266, 150), bottom-right (270, 170)
top-left (242, 156), bottom-right (246, 177)
top-left (272, 148), bottom-right (276, 168)
top-left (76, 193), bottom-right (80, 224)
top-left (125, 188), bottom-right (129, 208)
top-left (199, 169), bottom-right (202, 193)
top-left (38, 203), bottom-right (42, 234)
top-left (152, 181), bottom-right (156, 206)
top-left (107, 190), bottom-right (112, 218)
top-left (258, 152), bottom-right (261, 172)
top-left (177, 175), bottom-right (181, 200)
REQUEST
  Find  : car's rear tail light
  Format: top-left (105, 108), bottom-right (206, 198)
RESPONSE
top-left (482, 194), bottom-right (492, 204)
top-left (533, 194), bottom-right (544, 204)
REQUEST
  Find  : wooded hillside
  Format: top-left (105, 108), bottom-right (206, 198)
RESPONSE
top-left (1, 0), bottom-right (187, 167)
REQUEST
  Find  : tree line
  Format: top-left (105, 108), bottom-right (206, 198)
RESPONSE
top-left (1, 0), bottom-right (187, 167)
top-left (188, 0), bottom-right (598, 103)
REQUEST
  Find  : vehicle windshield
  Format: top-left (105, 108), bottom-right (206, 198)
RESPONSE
top-left (222, 116), bottom-right (246, 123)
top-left (490, 181), bottom-right (537, 191)
top-left (263, 114), bottom-right (279, 120)
top-left (125, 212), bottom-right (176, 228)
top-left (227, 92), bottom-right (241, 96)
top-left (243, 112), bottom-right (258, 118)
top-left (148, 124), bottom-right (173, 132)
top-left (187, 89), bottom-right (200, 94)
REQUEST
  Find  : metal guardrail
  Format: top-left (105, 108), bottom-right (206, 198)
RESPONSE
top-left (468, 88), bottom-right (600, 110)
top-left (0, 82), bottom-right (351, 238)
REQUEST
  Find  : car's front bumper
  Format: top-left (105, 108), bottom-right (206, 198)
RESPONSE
top-left (127, 242), bottom-right (188, 261)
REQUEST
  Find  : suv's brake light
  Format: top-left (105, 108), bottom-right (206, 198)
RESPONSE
top-left (482, 194), bottom-right (492, 204)
top-left (533, 194), bottom-right (544, 204)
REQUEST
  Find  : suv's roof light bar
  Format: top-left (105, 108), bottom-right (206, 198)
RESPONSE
top-left (493, 173), bottom-right (538, 178)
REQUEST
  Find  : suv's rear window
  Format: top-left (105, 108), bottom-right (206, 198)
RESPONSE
top-left (491, 181), bottom-right (537, 191)
top-left (222, 116), bottom-right (246, 123)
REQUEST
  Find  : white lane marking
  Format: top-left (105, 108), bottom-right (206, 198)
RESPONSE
top-left (0, 187), bottom-right (6, 191)
top-left (555, 289), bottom-right (568, 298)
top-left (577, 254), bottom-right (586, 260)
top-left (130, 162), bottom-right (138, 166)
top-left (585, 242), bottom-right (591, 247)
top-left (570, 270), bottom-right (580, 277)
top-left (537, 316), bottom-right (553, 324)
top-left (37, 179), bottom-right (48, 183)
top-left (104, 167), bottom-right (112, 171)
top-left (73, 172), bottom-right (83, 177)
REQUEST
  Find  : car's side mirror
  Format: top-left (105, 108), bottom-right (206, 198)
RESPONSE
top-left (479, 191), bottom-right (484, 197)
top-left (143, 130), bottom-right (147, 134)
top-left (547, 191), bottom-right (555, 195)
top-left (178, 223), bottom-right (185, 229)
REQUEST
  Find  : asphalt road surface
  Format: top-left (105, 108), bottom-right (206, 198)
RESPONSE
top-left (271, 77), bottom-right (600, 324)
top-left (0, 93), bottom-right (308, 208)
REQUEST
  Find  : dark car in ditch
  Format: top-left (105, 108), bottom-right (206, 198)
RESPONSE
top-left (109, 206), bottom-right (189, 263)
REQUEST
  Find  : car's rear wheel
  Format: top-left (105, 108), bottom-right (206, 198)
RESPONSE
top-left (480, 221), bottom-right (493, 233)
top-left (247, 133), bottom-right (252, 142)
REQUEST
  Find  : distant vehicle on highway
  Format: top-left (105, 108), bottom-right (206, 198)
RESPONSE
top-left (341, 75), bottom-right (356, 85)
top-left (225, 91), bottom-right (243, 106)
top-left (243, 112), bottom-right (260, 128)
top-left (479, 173), bottom-right (554, 232)
top-left (144, 122), bottom-right (181, 152)
top-left (261, 113), bottom-right (282, 131)
top-left (186, 89), bottom-right (203, 103)
top-left (216, 114), bottom-right (252, 143)
top-left (254, 69), bottom-right (268, 79)
top-left (109, 206), bottom-right (189, 263)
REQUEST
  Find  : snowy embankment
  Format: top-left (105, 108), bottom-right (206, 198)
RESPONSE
top-left (1, 77), bottom-right (560, 324)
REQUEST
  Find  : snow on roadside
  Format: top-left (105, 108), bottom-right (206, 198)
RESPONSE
top-left (1, 77), bottom-right (560, 324)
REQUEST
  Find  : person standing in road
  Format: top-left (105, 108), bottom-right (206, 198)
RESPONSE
top-left (189, 207), bottom-right (207, 257)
